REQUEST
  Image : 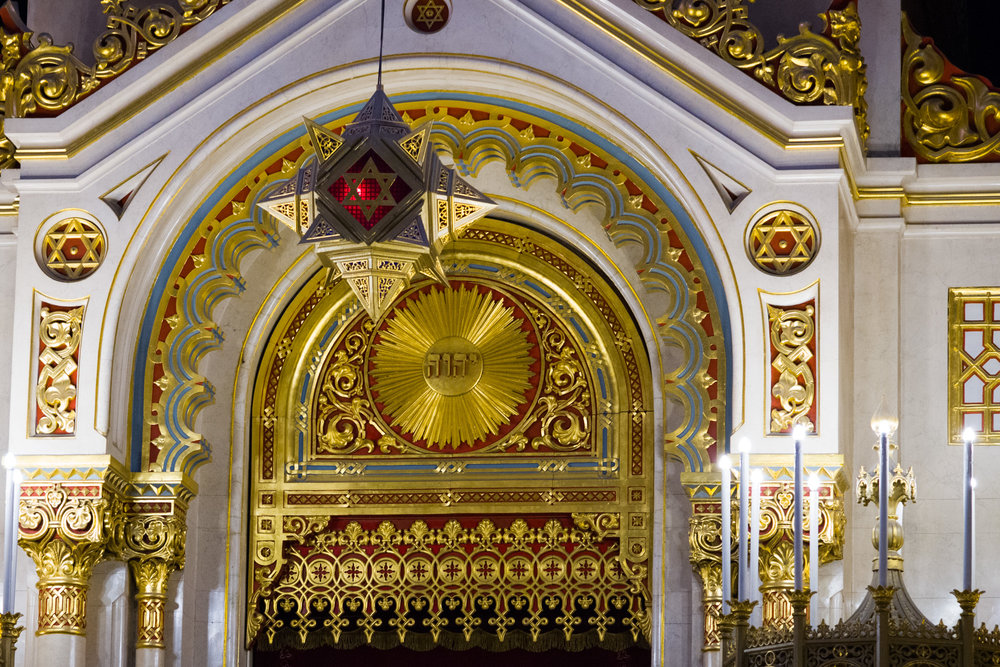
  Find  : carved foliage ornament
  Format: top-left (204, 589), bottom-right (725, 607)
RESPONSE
top-left (0, 0), bottom-right (232, 168)
top-left (903, 17), bottom-right (1000, 163)
top-left (34, 301), bottom-right (85, 436)
top-left (18, 482), bottom-right (108, 634)
top-left (315, 279), bottom-right (593, 456)
top-left (766, 300), bottom-right (817, 434)
top-left (634, 0), bottom-right (868, 146)
top-left (16, 466), bottom-right (191, 642)
top-left (248, 514), bottom-right (649, 650)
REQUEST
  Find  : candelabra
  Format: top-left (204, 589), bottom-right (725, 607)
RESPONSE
top-left (720, 421), bottom-right (999, 667)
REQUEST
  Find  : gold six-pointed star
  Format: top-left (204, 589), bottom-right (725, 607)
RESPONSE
top-left (748, 210), bottom-right (817, 275)
top-left (344, 157), bottom-right (400, 220)
top-left (42, 217), bottom-right (105, 280)
top-left (414, 0), bottom-right (447, 31)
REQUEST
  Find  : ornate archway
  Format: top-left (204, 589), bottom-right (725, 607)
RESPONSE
top-left (246, 218), bottom-right (653, 652)
top-left (122, 86), bottom-right (734, 657)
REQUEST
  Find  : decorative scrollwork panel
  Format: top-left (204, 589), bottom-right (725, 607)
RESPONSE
top-left (633, 0), bottom-right (868, 146)
top-left (249, 514), bottom-right (648, 651)
top-left (32, 295), bottom-right (86, 436)
top-left (761, 293), bottom-right (818, 435)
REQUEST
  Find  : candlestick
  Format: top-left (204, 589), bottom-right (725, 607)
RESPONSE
top-left (2, 454), bottom-right (16, 615)
top-left (719, 454), bottom-right (732, 613)
top-left (809, 473), bottom-right (820, 621)
top-left (737, 438), bottom-right (750, 601)
top-left (750, 468), bottom-right (762, 625)
top-left (793, 424), bottom-right (806, 591)
top-left (962, 427), bottom-right (975, 591)
top-left (877, 426), bottom-right (889, 587)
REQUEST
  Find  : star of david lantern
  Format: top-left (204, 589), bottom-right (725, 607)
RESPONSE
top-left (259, 85), bottom-right (496, 319)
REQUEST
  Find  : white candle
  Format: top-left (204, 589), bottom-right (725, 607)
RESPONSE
top-left (963, 427), bottom-right (975, 591)
top-left (809, 473), bottom-right (820, 621)
top-left (2, 453), bottom-right (17, 614)
top-left (750, 468), bottom-right (762, 625)
top-left (878, 426), bottom-right (889, 587)
top-left (793, 425), bottom-right (806, 590)
top-left (719, 454), bottom-right (732, 613)
top-left (738, 438), bottom-right (751, 600)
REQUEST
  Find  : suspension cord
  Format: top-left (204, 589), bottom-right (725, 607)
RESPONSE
top-left (377, 0), bottom-right (386, 87)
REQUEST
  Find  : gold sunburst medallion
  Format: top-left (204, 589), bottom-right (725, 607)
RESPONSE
top-left (369, 282), bottom-right (537, 449)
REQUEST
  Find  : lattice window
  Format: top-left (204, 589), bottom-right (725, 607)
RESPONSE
top-left (949, 288), bottom-right (1000, 443)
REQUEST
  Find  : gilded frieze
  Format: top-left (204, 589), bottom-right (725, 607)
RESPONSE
top-left (633, 0), bottom-right (868, 146)
top-left (0, 0), bottom-right (232, 169)
top-left (32, 296), bottom-right (86, 436)
top-left (249, 514), bottom-right (648, 650)
top-left (903, 17), bottom-right (1000, 163)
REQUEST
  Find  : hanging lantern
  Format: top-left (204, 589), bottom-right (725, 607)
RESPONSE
top-left (259, 86), bottom-right (496, 318)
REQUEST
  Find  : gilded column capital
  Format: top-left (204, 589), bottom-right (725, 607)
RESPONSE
top-left (688, 499), bottom-right (724, 651)
top-left (108, 495), bottom-right (189, 650)
top-left (17, 480), bottom-right (118, 635)
top-left (14, 458), bottom-right (192, 642)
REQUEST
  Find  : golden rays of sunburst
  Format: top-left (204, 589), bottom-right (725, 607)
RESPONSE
top-left (369, 283), bottom-right (535, 448)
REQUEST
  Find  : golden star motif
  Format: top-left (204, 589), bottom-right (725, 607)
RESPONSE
top-left (344, 157), bottom-right (399, 220)
top-left (748, 211), bottom-right (816, 274)
top-left (42, 218), bottom-right (105, 279)
top-left (414, 0), bottom-right (447, 31)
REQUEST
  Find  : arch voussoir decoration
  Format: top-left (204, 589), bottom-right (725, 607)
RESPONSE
top-left (131, 95), bottom-right (729, 480)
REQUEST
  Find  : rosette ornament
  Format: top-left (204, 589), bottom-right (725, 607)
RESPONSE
top-left (259, 86), bottom-right (496, 318)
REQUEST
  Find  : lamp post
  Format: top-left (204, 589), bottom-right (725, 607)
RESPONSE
top-left (738, 438), bottom-right (751, 600)
top-left (962, 427), bottom-right (976, 592)
top-left (792, 424), bottom-right (807, 591)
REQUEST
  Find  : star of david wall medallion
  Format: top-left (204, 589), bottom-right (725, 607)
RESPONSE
top-left (35, 213), bottom-right (107, 281)
top-left (745, 204), bottom-right (820, 276)
top-left (404, 0), bottom-right (451, 33)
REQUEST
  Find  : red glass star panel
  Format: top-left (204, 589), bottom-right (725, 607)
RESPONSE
top-left (329, 151), bottom-right (413, 229)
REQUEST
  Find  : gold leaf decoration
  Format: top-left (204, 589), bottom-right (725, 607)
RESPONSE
top-left (370, 283), bottom-right (534, 448)
top-left (902, 15), bottom-right (1000, 162)
top-left (634, 0), bottom-right (868, 146)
